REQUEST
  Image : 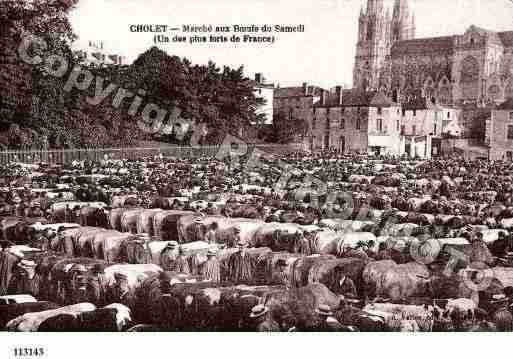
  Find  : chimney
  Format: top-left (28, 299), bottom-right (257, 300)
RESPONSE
top-left (321, 89), bottom-right (327, 105)
top-left (335, 86), bottom-right (343, 105)
top-left (303, 82), bottom-right (309, 96)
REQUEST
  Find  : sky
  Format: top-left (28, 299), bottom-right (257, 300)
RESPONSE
top-left (69, 0), bottom-right (513, 89)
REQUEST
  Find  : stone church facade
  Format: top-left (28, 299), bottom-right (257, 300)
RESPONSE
top-left (353, 0), bottom-right (513, 107)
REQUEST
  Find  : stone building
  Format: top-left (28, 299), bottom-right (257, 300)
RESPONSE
top-left (354, 0), bottom-right (513, 107)
top-left (308, 88), bottom-right (403, 155)
top-left (488, 99), bottom-right (513, 160)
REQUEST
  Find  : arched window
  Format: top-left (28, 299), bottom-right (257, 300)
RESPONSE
top-left (460, 56), bottom-right (479, 83)
top-left (489, 85), bottom-right (502, 101)
top-left (505, 82), bottom-right (513, 99)
top-left (376, 118), bottom-right (383, 132)
top-left (367, 23), bottom-right (373, 41)
top-left (339, 136), bottom-right (346, 152)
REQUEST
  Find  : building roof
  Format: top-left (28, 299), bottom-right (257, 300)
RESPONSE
top-left (497, 98), bottom-right (513, 110)
top-left (391, 28), bottom-right (513, 58)
top-left (274, 86), bottom-right (323, 98)
top-left (314, 90), bottom-right (396, 108)
top-left (391, 36), bottom-right (455, 56)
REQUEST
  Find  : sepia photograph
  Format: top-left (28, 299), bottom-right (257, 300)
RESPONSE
top-left (2, 0), bottom-right (513, 346)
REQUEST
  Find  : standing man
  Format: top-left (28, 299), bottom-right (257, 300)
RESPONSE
top-left (175, 246), bottom-right (190, 274)
top-left (160, 241), bottom-right (179, 272)
top-left (231, 226), bottom-right (242, 248)
top-left (89, 263), bottom-right (108, 306)
top-left (201, 248), bottom-right (221, 283)
top-left (205, 222), bottom-right (218, 245)
top-left (111, 272), bottom-right (136, 309)
top-left (0, 247), bottom-right (23, 295)
top-left (270, 259), bottom-right (289, 286)
top-left (470, 232), bottom-right (494, 266)
top-left (331, 269), bottom-right (357, 299)
top-left (227, 240), bottom-right (253, 283)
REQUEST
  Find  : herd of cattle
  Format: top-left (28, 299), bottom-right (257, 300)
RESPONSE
top-left (2, 152), bottom-right (513, 332)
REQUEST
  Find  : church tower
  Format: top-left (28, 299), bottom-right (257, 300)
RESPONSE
top-left (390, 0), bottom-right (415, 43)
top-left (353, 0), bottom-right (390, 90)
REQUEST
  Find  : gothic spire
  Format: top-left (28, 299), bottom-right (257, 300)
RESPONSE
top-left (392, 0), bottom-right (409, 20)
top-left (367, 0), bottom-right (384, 16)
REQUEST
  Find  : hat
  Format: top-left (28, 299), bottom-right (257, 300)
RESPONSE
top-left (92, 263), bottom-right (106, 273)
top-left (114, 272), bottom-right (128, 281)
top-left (159, 271), bottom-right (173, 281)
top-left (18, 259), bottom-right (36, 268)
top-left (315, 304), bottom-right (333, 316)
top-left (250, 304), bottom-right (269, 318)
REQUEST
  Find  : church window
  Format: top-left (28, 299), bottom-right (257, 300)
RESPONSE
top-left (341, 118), bottom-right (345, 129)
top-left (367, 24), bottom-right (373, 41)
top-left (312, 118), bottom-right (316, 129)
top-left (356, 118), bottom-right (361, 130)
top-left (489, 85), bottom-right (501, 102)
top-left (413, 110), bottom-right (417, 117)
top-left (447, 112), bottom-right (450, 119)
top-left (508, 125), bottom-right (513, 140)
top-left (434, 123), bottom-right (437, 134)
top-left (506, 82), bottom-right (513, 99)
top-left (397, 120), bottom-right (400, 132)
top-left (412, 125), bottom-right (416, 135)
top-left (402, 108), bottom-right (406, 117)
top-left (377, 107), bottom-right (382, 115)
top-left (470, 38), bottom-right (475, 45)
top-left (460, 56), bottom-right (479, 83)
top-left (401, 125), bottom-right (405, 135)
top-left (377, 118), bottom-right (383, 132)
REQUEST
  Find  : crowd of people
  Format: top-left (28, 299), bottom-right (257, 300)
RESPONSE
top-left (1, 150), bottom-right (513, 331)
